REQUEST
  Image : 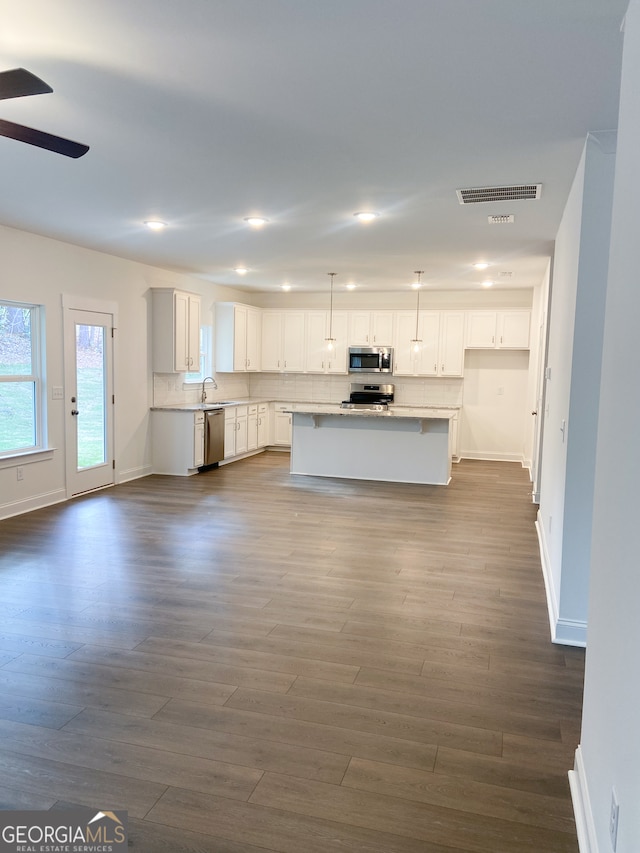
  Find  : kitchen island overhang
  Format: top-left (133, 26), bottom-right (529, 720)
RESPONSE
top-left (287, 406), bottom-right (455, 486)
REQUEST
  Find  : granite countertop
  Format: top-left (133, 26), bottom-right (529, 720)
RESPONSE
top-left (284, 404), bottom-right (456, 419)
top-left (151, 399), bottom-right (460, 414)
top-left (151, 398), bottom-right (266, 412)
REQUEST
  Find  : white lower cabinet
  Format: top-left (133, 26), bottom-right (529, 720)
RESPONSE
top-left (257, 404), bottom-right (269, 447)
top-left (223, 404), bottom-right (269, 462)
top-left (151, 410), bottom-right (204, 475)
top-left (248, 405), bottom-right (258, 452)
top-left (194, 414), bottom-right (205, 468)
top-left (449, 412), bottom-right (459, 460)
top-left (272, 403), bottom-right (293, 446)
top-left (224, 405), bottom-right (248, 459)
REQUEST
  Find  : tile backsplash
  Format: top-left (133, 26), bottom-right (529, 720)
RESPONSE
top-left (153, 373), bottom-right (250, 406)
top-left (153, 371), bottom-right (463, 407)
top-left (249, 373), bottom-right (463, 406)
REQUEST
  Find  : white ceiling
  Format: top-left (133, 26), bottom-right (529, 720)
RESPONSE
top-left (0, 1), bottom-right (628, 293)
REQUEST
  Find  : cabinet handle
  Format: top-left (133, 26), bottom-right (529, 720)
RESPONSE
top-left (492, 336), bottom-right (495, 344)
top-left (284, 360), bottom-right (287, 368)
top-left (434, 363), bottom-right (437, 372)
top-left (500, 336), bottom-right (503, 344)
top-left (441, 364), bottom-right (445, 372)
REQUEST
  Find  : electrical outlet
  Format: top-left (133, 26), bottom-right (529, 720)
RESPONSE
top-left (610, 788), bottom-right (619, 851)
top-left (16, 466), bottom-right (24, 482)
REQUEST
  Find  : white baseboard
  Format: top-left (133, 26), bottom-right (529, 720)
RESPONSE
top-left (118, 464), bottom-right (153, 483)
top-left (459, 450), bottom-right (524, 463)
top-left (569, 746), bottom-right (598, 853)
top-left (0, 488), bottom-right (67, 521)
top-left (535, 513), bottom-right (587, 647)
top-left (219, 448), bottom-right (266, 466)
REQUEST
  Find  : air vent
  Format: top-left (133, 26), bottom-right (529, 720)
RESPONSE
top-left (488, 214), bottom-right (515, 225)
top-left (499, 271), bottom-right (513, 278)
top-left (456, 184), bottom-right (541, 204)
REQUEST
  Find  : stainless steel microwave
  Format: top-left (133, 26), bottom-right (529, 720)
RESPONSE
top-left (348, 346), bottom-right (393, 373)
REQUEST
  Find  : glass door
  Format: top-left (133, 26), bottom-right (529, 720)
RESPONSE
top-left (64, 308), bottom-right (114, 496)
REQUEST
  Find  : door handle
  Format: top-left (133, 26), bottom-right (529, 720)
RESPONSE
top-left (71, 409), bottom-right (79, 416)
top-left (531, 410), bottom-right (538, 416)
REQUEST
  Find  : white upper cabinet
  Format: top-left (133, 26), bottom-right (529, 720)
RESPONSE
top-left (305, 311), bottom-right (329, 373)
top-left (261, 312), bottom-right (283, 371)
top-left (348, 311), bottom-right (394, 346)
top-left (245, 306), bottom-right (262, 369)
top-left (393, 311), bottom-right (463, 377)
top-left (393, 311), bottom-right (424, 375)
top-left (497, 311), bottom-right (531, 348)
top-left (283, 312), bottom-right (306, 371)
top-left (466, 310), bottom-right (530, 349)
top-left (438, 311), bottom-right (465, 375)
top-left (327, 312), bottom-right (348, 373)
top-left (305, 311), bottom-right (348, 374)
top-left (152, 287), bottom-right (201, 373)
top-left (216, 303), bottom-right (262, 372)
top-left (261, 311), bottom-right (305, 372)
top-left (465, 311), bottom-right (498, 348)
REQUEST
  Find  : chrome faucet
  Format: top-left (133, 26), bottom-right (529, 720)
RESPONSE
top-left (201, 376), bottom-right (218, 403)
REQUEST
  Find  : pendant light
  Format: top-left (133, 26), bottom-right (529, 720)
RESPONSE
top-left (411, 270), bottom-right (424, 353)
top-left (325, 272), bottom-right (337, 351)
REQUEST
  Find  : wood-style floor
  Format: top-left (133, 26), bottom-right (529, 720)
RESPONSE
top-left (0, 453), bottom-right (583, 852)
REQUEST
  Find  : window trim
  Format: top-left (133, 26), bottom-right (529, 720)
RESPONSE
top-left (183, 323), bottom-right (213, 385)
top-left (0, 299), bottom-right (46, 458)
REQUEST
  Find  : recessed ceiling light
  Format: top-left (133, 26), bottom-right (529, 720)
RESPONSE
top-left (482, 280), bottom-right (494, 288)
top-left (346, 283), bottom-right (357, 290)
top-left (144, 220), bottom-right (166, 231)
top-left (281, 284), bottom-right (291, 291)
top-left (244, 216), bottom-right (268, 227)
top-left (234, 267), bottom-right (249, 275)
top-left (353, 211), bottom-right (379, 222)
top-left (473, 262), bottom-right (490, 270)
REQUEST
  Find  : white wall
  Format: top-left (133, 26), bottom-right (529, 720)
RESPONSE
top-left (252, 287), bottom-right (534, 312)
top-left (459, 349), bottom-right (530, 462)
top-left (0, 224), bottom-right (247, 519)
top-left (537, 131), bottom-right (616, 646)
top-left (526, 262), bottom-right (551, 490)
top-left (572, 2), bottom-right (640, 850)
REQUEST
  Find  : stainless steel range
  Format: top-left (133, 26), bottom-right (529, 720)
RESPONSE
top-left (341, 383), bottom-right (394, 411)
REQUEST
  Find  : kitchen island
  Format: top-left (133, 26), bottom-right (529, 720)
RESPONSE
top-left (287, 405), bottom-right (455, 485)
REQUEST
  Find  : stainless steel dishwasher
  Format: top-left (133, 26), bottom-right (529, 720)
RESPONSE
top-left (202, 408), bottom-right (225, 467)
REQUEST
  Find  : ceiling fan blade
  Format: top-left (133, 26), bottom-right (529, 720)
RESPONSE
top-left (0, 67), bottom-right (53, 100)
top-left (0, 118), bottom-right (89, 158)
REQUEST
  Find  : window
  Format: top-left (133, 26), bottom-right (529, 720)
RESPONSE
top-left (0, 300), bottom-right (44, 455)
top-left (184, 324), bottom-right (213, 384)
